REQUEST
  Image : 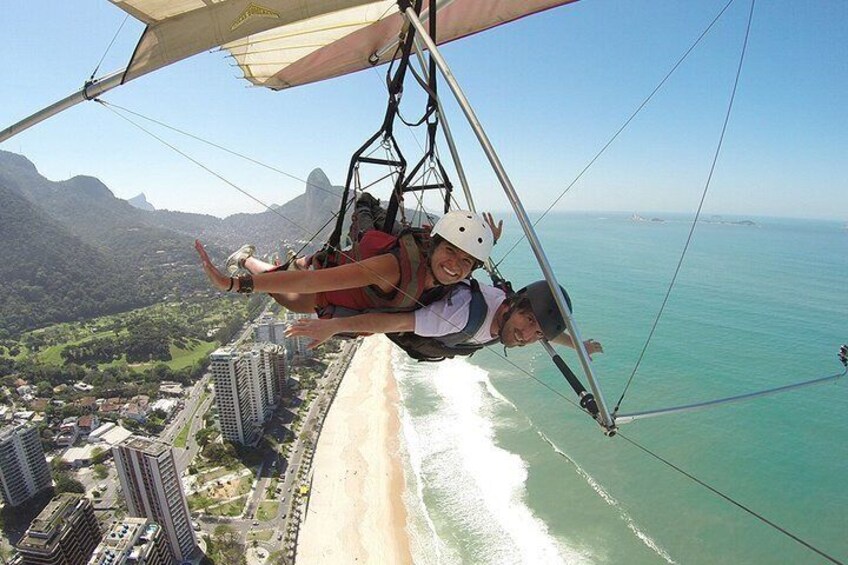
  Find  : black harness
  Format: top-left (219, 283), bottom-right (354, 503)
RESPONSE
top-left (387, 279), bottom-right (497, 362)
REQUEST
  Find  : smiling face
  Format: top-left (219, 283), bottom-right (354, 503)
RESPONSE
top-left (429, 240), bottom-right (477, 285)
top-left (499, 307), bottom-right (545, 348)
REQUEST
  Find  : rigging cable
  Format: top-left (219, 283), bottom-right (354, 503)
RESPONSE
top-left (95, 101), bottom-right (343, 201)
top-left (97, 101), bottom-right (334, 242)
top-left (89, 14), bottom-right (131, 81)
top-left (480, 344), bottom-right (846, 563)
top-left (493, 0), bottom-right (738, 269)
top-left (613, 0), bottom-right (756, 415)
top-left (616, 431), bottom-right (844, 565)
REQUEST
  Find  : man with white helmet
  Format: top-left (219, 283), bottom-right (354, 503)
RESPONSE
top-left (195, 205), bottom-right (500, 318)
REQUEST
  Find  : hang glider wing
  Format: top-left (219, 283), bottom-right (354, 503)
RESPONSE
top-left (111, 0), bottom-right (579, 89)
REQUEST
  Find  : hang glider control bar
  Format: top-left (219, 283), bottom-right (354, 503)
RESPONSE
top-left (398, 1), bottom-right (617, 435)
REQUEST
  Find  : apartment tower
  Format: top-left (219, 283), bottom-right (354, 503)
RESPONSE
top-left (0, 423), bottom-right (51, 507)
top-left (112, 436), bottom-right (196, 563)
top-left (15, 494), bottom-right (101, 565)
top-left (210, 344), bottom-right (284, 445)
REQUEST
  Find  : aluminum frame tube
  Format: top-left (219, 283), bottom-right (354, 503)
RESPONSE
top-left (0, 70), bottom-right (126, 144)
top-left (616, 371), bottom-right (846, 425)
top-left (402, 6), bottom-right (615, 430)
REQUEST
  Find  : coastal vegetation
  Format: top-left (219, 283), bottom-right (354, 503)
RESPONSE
top-left (0, 295), bottom-right (263, 401)
top-left (1, 295), bottom-right (261, 368)
top-left (202, 525), bottom-right (246, 565)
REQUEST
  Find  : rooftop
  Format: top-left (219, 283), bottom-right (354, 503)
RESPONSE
top-left (18, 494), bottom-right (83, 549)
top-left (120, 435), bottom-right (169, 456)
top-left (89, 423), bottom-right (133, 446)
top-left (90, 518), bottom-right (161, 564)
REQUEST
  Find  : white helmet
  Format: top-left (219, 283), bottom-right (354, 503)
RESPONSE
top-left (431, 211), bottom-right (493, 263)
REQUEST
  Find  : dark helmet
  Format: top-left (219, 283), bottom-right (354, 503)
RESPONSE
top-left (514, 280), bottom-right (573, 340)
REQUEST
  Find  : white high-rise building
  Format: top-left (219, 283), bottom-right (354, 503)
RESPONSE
top-left (210, 344), bottom-right (284, 445)
top-left (210, 347), bottom-right (257, 445)
top-left (282, 311), bottom-right (313, 359)
top-left (0, 423), bottom-right (51, 507)
top-left (112, 436), bottom-right (196, 563)
top-left (254, 313), bottom-right (287, 346)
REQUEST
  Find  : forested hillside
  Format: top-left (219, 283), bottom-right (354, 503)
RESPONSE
top-left (0, 150), bottom-right (401, 336)
top-left (0, 184), bottom-right (153, 337)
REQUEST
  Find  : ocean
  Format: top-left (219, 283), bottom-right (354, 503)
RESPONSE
top-left (392, 213), bottom-right (847, 564)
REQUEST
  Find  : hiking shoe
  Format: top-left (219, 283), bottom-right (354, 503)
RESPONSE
top-left (284, 249), bottom-right (310, 271)
top-left (226, 244), bottom-right (255, 274)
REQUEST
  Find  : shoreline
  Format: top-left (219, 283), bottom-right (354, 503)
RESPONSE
top-left (296, 335), bottom-right (411, 563)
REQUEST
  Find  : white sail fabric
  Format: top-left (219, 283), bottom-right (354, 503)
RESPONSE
top-left (110, 0), bottom-right (578, 89)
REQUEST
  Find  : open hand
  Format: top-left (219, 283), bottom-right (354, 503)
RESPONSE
top-left (483, 212), bottom-right (503, 244)
top-left (286, 318), bottom-right (338, 349)
top-left (195, 240), bottom-right (231, 291)
top-left (583, 339), bottom-right (604, 359)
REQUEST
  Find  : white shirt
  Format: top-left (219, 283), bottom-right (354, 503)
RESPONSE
top-left (413, 282), bottom-right (506, 344)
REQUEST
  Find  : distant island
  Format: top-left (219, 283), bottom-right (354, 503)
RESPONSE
top-left (703, 215), bottom-right (759, 227)
top-left (629, 213), bottom-right (665, 223)
top-left (629, 213), bottom-right (759, 227)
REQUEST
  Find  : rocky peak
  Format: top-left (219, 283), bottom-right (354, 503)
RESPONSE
top-left (128, 193), bottom-right (155, 211)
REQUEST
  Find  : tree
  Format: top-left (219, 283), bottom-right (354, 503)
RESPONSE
top-left (54, 473), bottom-right (85, 494)
top-left (91, 447), bottom-right (107, 465)
top-left (209, 525), bottom-right (247, 565)
top-left (51, 457), bottom-right (70, 473)
top-left (195, 427), bottom-right (216, 448)
top-left (36, 380), bottom-right (52, 397)
top-left (93, 464), bottom-right (108, 480)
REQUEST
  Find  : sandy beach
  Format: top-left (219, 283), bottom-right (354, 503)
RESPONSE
top-left (296, 335), bottom-right (411, 564)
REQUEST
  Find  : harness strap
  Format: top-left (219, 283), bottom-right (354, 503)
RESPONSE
top-left (437, 279), bottom-right (488, 347)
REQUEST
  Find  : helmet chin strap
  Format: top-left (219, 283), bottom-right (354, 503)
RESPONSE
top-left (496, 299), bottom-right (518, 347)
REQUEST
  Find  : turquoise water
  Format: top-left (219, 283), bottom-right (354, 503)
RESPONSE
top-left (394, 213), bottom-right (847, 564)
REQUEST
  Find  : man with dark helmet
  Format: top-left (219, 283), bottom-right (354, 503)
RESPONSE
top-left (287, 278), bottom-right (602, 361)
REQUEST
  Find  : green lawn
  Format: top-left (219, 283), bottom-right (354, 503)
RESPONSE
top-left (167, 340), bottom-right (218, 370)
top-left (247, 530), bottom-right (274, 542)
top-left (256, 501), bottom-right (280, 521)
top-left (196, 466), bottom-right (232, 485)
top-left (207, 495), bottom-right (247, 517)
top-left (3, 297), bottom-right (239, 369)
top-left (32, 330), bottom-right (123, 365)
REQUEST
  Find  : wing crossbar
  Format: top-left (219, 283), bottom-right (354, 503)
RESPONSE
top-left (616, 369), bottom-right (846, 425)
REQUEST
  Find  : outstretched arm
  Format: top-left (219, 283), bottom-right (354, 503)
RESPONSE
top-left (286, 312), bottom-right (415, 348)
top-left (551, 333), bottom-right (604, 359)
top-left (195, 240), bottom-right (400, 294)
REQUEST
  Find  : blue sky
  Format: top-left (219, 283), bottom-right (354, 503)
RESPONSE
top-left (1, 0), bottom-right (845, 220)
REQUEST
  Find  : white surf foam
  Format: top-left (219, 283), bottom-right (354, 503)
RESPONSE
top-left (393, 350), bottom-right (591, 564)
top-left (537, 431), bottom-right (677, 564)
top-left (394, 351), bottom-right (458, 564)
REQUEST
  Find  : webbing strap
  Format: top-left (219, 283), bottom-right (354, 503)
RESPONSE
top-left (438, 279), bottom-right (488, 347)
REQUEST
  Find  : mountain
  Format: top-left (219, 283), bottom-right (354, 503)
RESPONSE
top-left (0, 151), bottom-right (352, 335)
top-left (0, 183), bottom-right (153, 336)
top-left (0, 151), bottom-right (211, 335)
top-left (0, 150), bottom-right (422, 335)
top-left (128, 193), bottom-right (155, 211)
top-left (212, 168), bottom-right (351, 253)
